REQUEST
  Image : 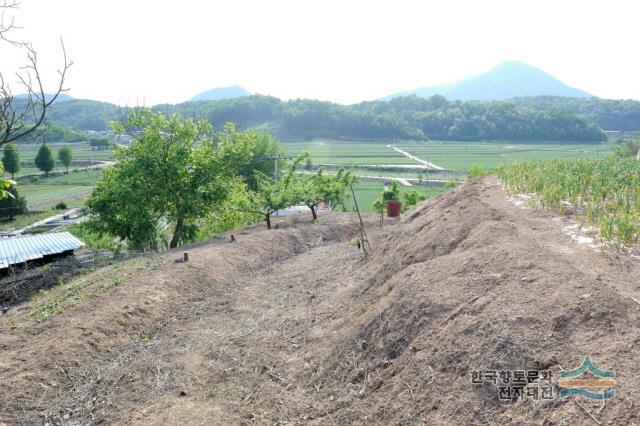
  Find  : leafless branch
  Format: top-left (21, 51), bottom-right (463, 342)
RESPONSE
top-left (0, 1), bottom-right (72, 147)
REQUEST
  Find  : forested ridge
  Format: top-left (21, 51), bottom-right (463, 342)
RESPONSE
top-left (511, 96), bottom-right (640, 131)
top-left (46, 95), bottom-right (608, 142)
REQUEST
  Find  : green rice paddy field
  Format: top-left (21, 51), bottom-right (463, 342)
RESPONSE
top-left (281, 140), bottom-right (614, 172)
top-left (19, 170), bottom-right (102, 210)
top-left (396, 141), bottom-right (613, 171)
top-left (5, 139), bottom-right (616, 217)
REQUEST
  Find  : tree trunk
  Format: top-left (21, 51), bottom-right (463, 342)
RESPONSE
top-left (170, 216), bottom-right (184, 249)
top-left (309, 205), bottom-right (317, 220)
top-left (266, 214), bottom-right (271, 230)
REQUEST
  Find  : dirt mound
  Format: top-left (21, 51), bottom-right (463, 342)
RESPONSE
top-left (1, 176), bottom-right (639, 425)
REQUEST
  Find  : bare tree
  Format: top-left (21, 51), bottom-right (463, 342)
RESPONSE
top-left (0, 1), bottom-right (72, 146)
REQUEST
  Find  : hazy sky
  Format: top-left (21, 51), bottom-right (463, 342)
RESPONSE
top-left (3, 0), bottom-right (639, 105)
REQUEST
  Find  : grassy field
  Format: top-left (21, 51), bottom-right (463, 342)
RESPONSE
top-left (18, 170), bottom-right (101, 210)
top-left (6, 142), bottom-right (113, 178)
top-left (282, 141), bottom-right (417, 165)
top-left (281, 139), bottom-right (614, 173)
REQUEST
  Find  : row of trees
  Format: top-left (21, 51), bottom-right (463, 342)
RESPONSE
top-left (47, 95), bottom-right (607, 143)
top-left (2, 143), bottom-right (74, 178)
top-left (86, 111), bottom-right (357, 251)
top-left (511, 96), bottom-right (640, 132)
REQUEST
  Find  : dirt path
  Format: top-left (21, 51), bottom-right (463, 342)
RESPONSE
top-left (1, 177), bottom-right (639, 424)
top-left (387, 145), bottom-right (445, 170)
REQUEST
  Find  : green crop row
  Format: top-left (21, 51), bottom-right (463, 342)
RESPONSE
top-left (497, 158), bottom-right (640, 250)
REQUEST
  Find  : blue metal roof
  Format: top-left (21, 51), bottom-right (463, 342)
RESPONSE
top-left (0, 232), bottom-right (84, 269)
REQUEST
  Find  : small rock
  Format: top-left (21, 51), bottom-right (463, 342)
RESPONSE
top-left (179, 390), bottom-right (187, 397)
top-left (579, 293), bottom-right (591, 299)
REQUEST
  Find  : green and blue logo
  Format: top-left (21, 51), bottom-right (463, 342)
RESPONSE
top-left (559, 357), bottom-right (615, 400)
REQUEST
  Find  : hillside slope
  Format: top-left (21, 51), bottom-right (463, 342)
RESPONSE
top-left (1, 177), bottom-right (638, 424)
top-left (384, 61), bottom-right (592, 101)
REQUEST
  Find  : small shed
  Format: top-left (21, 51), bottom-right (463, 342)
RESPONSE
top-left (0, 232), bottom-right (84, 270)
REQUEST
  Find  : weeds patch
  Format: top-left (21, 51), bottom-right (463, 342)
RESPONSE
top-left (25, 256), bottom-right (166, 324)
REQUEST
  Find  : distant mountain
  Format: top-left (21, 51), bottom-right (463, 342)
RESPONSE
top-left (383, 61), bottom-right (592, 101)
top-left (15, 92), bottom-right (74, 103)
top-left (190, 86), bottom-right (250, 102)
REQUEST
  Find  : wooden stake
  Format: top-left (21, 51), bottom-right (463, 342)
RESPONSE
top-left (350, 184), bottom-right (371, 255)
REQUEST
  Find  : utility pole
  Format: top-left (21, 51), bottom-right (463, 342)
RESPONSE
top-left (274, 139), bottom-right (279, 180)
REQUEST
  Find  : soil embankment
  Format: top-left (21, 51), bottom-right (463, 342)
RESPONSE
top-left (1, 176), bottom-right (638, 424)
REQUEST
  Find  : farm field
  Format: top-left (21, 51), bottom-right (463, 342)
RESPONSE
top-left (18, 170), bottom-right (101, 210)
top-left (281, 139), bottom-right (614, 172)
top-left (498, 157), bottom-right (640, 250)
top-left (281, 141), bottom-right (416, 165)
top-left (396, 141), bottom-right (614, 171)
top-left (6, 142), bottom-right (113, 178)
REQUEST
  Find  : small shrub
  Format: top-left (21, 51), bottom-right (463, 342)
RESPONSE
top-left (400, 189), bottom-right (427, 211)
top-left (55, 202), bottom-right (68, 210)
top-left (444, 177), bottom-right (462, 189)
top-left (468, 164), bottom-right (488, 179)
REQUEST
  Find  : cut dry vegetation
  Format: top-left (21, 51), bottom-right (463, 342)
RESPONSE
top-left (0, 176), bottom-right (638, 425)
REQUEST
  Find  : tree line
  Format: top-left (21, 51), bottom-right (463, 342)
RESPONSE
top-left (510, 96), bottom-right (640, 132)
top-left (46, 95), bottom-right (607, 143)
top-left (2, 143), bottom-right (75, 178)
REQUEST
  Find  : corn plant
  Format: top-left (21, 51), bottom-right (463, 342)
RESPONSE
top-left (498, 157), bottom-right (640, 251)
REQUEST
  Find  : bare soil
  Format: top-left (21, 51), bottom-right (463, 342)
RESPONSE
top-left (1, 175), bottom-right (639, 425)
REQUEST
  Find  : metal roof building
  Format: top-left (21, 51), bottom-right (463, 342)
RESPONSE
top-left (0, 232), bottom-right (84, 269)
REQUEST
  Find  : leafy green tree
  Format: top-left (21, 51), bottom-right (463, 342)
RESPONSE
top-left (90, 138), bottom-right (111, 150)
top-left (372, 181), bottom-right (400, 215)
top-left (87, 110), bottom-right (247, 250)
top-left (0, 185), bottom-right (27, 220)
top-left (58, 146), bottom-right (73, 172)
top-left (239, 155), bottom-right (306, 229)
top-left (2, 144), bottom-right (20, 179)
top-left (468, 164), bottom-right (488, 178)
top-left (400, 190), bottom-right (427, 211)
top-left (613, 137), bottom-right (640, 158)
top-left (222, 127), bottom-right (284, 191)
top-left (34, 144), bottom-right (55, 176)
top-left (304, 156), bottom-right (313, 170)
top-left (383, 181), bottom-right (400, 201)
top-left (294, 168), bottom-right (356, 220)
top-left (197, 181), bottom-right (261, 240)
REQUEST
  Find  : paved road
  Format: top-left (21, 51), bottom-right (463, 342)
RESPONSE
top-left (387, 145), bottom-right (445, 170)
top-left (2, 208), bottom-right (86, 236)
